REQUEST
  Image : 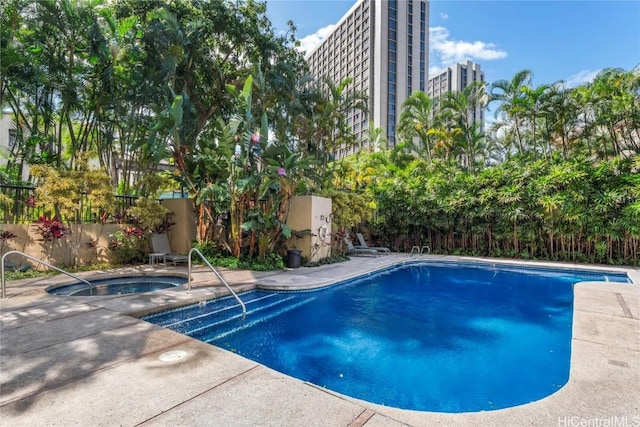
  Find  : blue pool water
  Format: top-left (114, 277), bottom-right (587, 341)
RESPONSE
top-left (48, 275), bottom-right (186, 296)
top-left (143, 262), bottom-right (630, 412)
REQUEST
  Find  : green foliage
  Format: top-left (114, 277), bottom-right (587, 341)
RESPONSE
top-left (364, 151), bottom-right (640, 265)
top-left (128, 198), bottom-right (170, 232)
top-left (3, 268), bottom-right (57, 282)
top-left (245, 253), bottom-right (286, 271)
top-left (302, 255), bottom-right (349, 267)
top-left (4, 0), bottom-right (638, 269)
top-left (187, 73), bottom-right (322, 260)
top-left (3, 262), bottom-right (116, 282)
top-left (27, 161), bottom-right (116, 266)
top-left (0, 192), bottom-right (11, 208)
top-left (30, 163), bottom-right (115, 222)
top-left (318, 188), bottom-right (373, 229)
top-left (191, 241), bottom-right (284, 270)
top-left (134, 172), bottom-right (177, 199)
top-left (108, 227), bottom-right (147, 264)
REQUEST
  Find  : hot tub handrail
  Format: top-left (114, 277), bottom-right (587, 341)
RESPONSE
top-left (187, 248), bottom-right (246, 314)
top-left (1, 250), bottom-right (93, 299)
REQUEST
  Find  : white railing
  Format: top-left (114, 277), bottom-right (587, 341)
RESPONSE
top-left (1, 250), bottom-right (93, 299)
top-left (187, 248), bottom-right (246, 314)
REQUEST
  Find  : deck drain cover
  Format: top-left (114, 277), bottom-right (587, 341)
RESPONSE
top-left (159, 350), bottom-right (187, 362)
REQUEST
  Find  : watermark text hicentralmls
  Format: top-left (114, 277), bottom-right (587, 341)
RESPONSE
top-left (558, 416), bottom-right (640, 427)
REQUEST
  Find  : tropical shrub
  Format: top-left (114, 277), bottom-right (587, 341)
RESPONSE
top-left (365, 153), bottom-right (640, 265)
top-left (31, 216), bottom-right (69, 265)
top-left (108, 227), bottom-right (147, 265)
top-left (191, 241), bottom-right (285, 270)
top-left (0, 229), bottom-right (17, 255)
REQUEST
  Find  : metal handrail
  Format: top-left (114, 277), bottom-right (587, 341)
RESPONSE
top-left (187, 248), bottom-right (246, 314)
top-left (410, 245), bottom-right (431, 255)
top-left (1, 250), bottom-right (93, 299)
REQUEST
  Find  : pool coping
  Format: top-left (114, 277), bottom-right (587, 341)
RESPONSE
top-left (1, 254), bottom-right (638, 426)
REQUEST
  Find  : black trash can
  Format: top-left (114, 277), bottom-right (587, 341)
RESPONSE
top-left (286, 249), bottom-right (302, 268)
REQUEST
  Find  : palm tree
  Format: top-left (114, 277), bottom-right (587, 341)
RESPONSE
top-left (397, 91), bottom-right (437, 162)
top-left (588, 68), bottom-right (640, 158)
top-left (541, 82), bottom-right (580, 159)
top-left (363, 122), bottom-right (389, 153)
top-left (310, 76), bottom-right (368, 165)
top-left (490, 69), bottom-right (532, 155)
top-left (440, 82), bottom-right (489, 172)
top-left (426, 125), bottom-right (462, 164)
top-left (520, 83), bottom-right (551, 158)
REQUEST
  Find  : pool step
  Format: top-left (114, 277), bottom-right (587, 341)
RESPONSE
top-left (172, 294), bottom-right (299, 336)
top-left (143, 290), bottom-right (317, 343)
top-left (143, 291), bottom-right (278, 327)
top-left (195, 295), bottom-right (318, 343)
top-left (143, 290), bottom-right (318, 343)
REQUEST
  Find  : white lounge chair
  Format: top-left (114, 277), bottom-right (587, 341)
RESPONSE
top-left (150, 233), bottom-right (189, 265)
top-left (356, 232), bottom-right (391, 254)
top-left (344, 237), bottom-right (379, 257)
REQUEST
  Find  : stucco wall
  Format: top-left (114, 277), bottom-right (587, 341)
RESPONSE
top-left (161, 198), bottom-right (196, 255)
top-left (0, 223), bottom-right (127, 268)
top-left (286, 195), bottom-right (332, 262)
top-left (0, 199), bottom-right (197, 269)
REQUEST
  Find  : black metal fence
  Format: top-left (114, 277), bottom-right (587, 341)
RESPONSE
top-left (0, 184), bottom-right (137, 224)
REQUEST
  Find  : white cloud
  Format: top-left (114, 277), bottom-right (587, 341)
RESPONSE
top-left (565, 69), bottom-right (600, 88)
top-left (298, 24), bottom-right (335, 55)
top-left (297, 24), bottom-right (507, 68)
top-left (429, 26), bottom-right (507, 67)
top-left (440, 12), bottom-right (449, 20)
top-left (429, 66), bottom-right (446, 76)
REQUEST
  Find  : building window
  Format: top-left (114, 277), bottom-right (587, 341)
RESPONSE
top-left (419, 2), bottom-right (427, 92)
top-left (8, 129), bottom-right (17, 149)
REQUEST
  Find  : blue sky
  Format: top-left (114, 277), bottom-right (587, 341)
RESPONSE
top-left (266, 0), bottom-right (640, 88)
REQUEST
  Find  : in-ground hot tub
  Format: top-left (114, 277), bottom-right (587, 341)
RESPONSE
top-left (47, 275), bottom-right (187, 296)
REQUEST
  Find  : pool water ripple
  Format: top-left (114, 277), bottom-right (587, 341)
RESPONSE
top-left (142, 262), bottom-right (630, 412)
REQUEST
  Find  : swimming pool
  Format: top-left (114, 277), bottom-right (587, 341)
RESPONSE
top-left (48, 275), bottom-right (187, 296)
top-left (143, 262), bottom-right (631, 412)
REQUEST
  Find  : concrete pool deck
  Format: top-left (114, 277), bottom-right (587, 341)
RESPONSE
top-left (1, 255), bottom-right (638, 426)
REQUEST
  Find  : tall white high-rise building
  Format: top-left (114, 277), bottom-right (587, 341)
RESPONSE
top-left (427, 60), bottom-right (485, 128)
top-left (306, 0), bottom-right (429, 157)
